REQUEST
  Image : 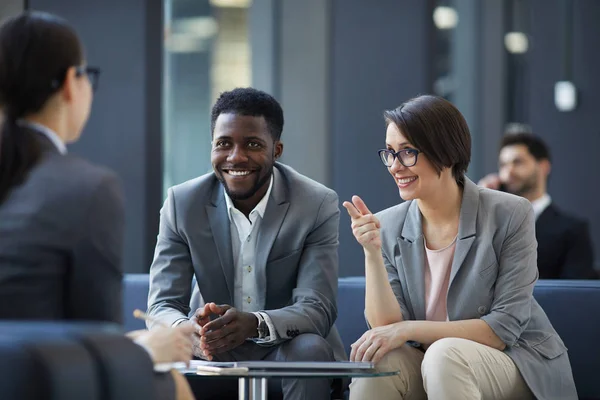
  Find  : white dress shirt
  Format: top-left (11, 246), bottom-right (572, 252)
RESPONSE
top-left (531, 193), bottom-right (552, 220)
top-left (224, 176), bottom-right (279, 344)
top-left (17, 120), bottom-right (67, 155)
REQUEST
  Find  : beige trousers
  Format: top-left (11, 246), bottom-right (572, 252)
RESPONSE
top-left (349, 338), bottom-right (533, 400)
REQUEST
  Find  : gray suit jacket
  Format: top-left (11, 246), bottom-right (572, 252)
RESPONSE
top-left (378, 178), bottom-right (577, 400)
top-left (147, 162), bottom-right (346, 361)
top-left (0, 129), bottom-right (125, 323)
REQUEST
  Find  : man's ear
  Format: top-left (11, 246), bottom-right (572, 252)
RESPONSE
top-left (273, 141), bottom-right (283, 159)
top-left (540, 159), bottom-right (551, 177)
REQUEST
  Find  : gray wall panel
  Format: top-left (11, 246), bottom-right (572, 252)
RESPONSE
top-left (28, 0), bottom-right (163, 272)
top-left (332, 0), bottom-right (434, 276)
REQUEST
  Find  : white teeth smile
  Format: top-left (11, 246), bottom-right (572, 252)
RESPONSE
top-left (397, 177), bottom-right (417, 184)
top-left (228, 170), bottom-right (251, 176)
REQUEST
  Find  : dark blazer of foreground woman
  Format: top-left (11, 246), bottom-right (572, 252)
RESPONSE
top-left (0, 126), bottom-right (125, 323)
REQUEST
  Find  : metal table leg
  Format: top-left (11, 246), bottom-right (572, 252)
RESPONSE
top-left (239, 377), bottom-right (268, 400)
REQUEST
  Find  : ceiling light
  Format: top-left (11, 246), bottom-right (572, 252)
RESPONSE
top-left (504, 32), bottom-right (529, 54)
top-left (433, 6), bottom-right (459, 30)
top-left (554, 81), bottom-right (577, 112)
top-left (210, 0), bottom-right (251, 8)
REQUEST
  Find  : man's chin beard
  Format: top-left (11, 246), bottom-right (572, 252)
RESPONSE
top-left (221, 168), bottom-right (272, 201)
top-left (511, 184), bottom-right (536, 198)
top-left (506, 184), bottom-right (524, 196)
top-left (225, 188), bottom-right (255, 201)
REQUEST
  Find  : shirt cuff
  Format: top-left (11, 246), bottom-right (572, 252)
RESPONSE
top-left (172, 318), bottom-right (188, 327)
top-left (251, 311), bottom-right (279, 344)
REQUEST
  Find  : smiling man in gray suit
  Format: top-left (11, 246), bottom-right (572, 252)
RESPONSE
top-left (147, 88), bottom-right (346, 400)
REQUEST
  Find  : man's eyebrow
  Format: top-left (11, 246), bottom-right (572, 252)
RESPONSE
top-left (245, 136), bottom-right (267, 142)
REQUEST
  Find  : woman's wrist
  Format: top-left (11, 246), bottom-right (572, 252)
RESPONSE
top-left (394, 320), bottom-right (413, 344)
top-left (363, 247), bottom-right (382, 260)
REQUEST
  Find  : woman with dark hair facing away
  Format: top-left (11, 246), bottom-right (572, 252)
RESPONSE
top-left (0, 12), bottom-right (194, 399)
top-left (344, 95), bottom-right (577, 399)
top-left (0, 10), bottom-right (120, 322)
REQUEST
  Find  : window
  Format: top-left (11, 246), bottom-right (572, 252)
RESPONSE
top-left (162, 0), bottom-right (251, 197)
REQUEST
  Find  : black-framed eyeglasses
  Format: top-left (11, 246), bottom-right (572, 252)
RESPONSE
top-left (75, 66), bottom-right (101, 92)
top-left (51, 65), bottom-right (101, 92)
top-left (378, 148), bottom-right (421, 167)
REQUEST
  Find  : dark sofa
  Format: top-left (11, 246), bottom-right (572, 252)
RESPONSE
top-left (0, 322), bottom-right (160, 400)
top-left (336, 277), bottom-right (600, 400)
top-left (124, 274), bottom-right (600, 399)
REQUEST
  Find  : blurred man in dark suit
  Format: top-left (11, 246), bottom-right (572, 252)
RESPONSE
top-left (479, 132), bottom-right (597, 279)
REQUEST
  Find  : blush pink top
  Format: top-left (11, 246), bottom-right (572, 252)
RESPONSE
top-left (424, 237), bottom-right (457, 321)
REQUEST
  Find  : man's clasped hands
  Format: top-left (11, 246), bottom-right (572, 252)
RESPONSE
top-left (182, 303), bottom-right (260, 360)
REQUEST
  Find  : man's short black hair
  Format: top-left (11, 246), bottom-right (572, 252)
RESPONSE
top-left (500, 132), bottom-right (551, 162)
top-left (210, 87), bottom-right (284, 141)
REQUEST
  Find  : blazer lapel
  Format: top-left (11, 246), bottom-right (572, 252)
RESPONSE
top-left (206, 187), bottom-right (235, 304)
top-left (398, 200), bottom-right (426, 321)
top-left (449, 179), bottom-right (479, 286)
top-left (255, 168), bottom-right (290, 309)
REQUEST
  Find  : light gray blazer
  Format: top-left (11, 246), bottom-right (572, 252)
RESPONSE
top-left (147, 162), bottom-right (346, 361)
top-left (377, 178), bottom-right (577, 400)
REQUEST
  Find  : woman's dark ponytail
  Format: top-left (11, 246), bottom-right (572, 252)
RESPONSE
top-left (0, 111), bottom-right (41, 203)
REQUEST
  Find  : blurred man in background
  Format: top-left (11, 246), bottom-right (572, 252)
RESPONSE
top-left (479, 131), bottom-right (597, 279)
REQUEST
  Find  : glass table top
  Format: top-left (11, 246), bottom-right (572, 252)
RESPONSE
top-left (178, 361), bottom-right (400, 379)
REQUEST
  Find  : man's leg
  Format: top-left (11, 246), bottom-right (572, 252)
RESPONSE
top-left (421, 337), bottom-right (533, 400)
top-left (264, 333), bottom-right (335, 400)
top-left (186, 376), bottom-right (239, 400)
top-left (188, 343), bottom-right (283, 400)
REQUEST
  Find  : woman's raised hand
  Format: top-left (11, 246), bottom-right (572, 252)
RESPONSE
top-left (342, 195), bottom-right (382, 254)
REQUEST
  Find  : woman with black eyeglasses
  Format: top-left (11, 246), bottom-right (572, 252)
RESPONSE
top-left (343, 95), bottom-right (576, 399)
top-left (0, 10), bottom-right (119, 322)
top-left (0, 13), bottom-right (197, 399)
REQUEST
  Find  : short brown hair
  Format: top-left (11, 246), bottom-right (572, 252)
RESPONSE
top-left (383, 95), bottom-right (471, 185)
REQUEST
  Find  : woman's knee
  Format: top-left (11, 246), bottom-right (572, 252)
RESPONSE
top-left (421, 338), bottom-right (474, 383)
top-left (349, 349), bottom-right (403, 400)
top-left (350, 345), bottom-right (426, 400)
top-left (374, 344), bottom-right (421, 372)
